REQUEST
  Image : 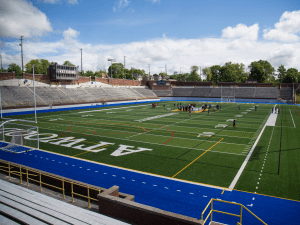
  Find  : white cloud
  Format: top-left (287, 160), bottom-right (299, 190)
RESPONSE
top-left (263, 10), bottom-right (300, 42)
top-left (2, 20), bottom-right (300, 74)
top-left (113, 0), bottom-right (130, 12)
top-left (8, 34), bottom-right (300, 74)
top-left (222, 23), bottom-right (259, 41)
top-left (43, 0), bottom-right (60, 3)
top-left (63, 27), bottom-right (79, 40)
top-left (148, 0), bottom-right (160, 3)
top-left (67, 0), bottom-right (78, 4)
top-left (43, 0), bottom-right (78, 4)
top-left (0, 0), bottom-right (52, 38)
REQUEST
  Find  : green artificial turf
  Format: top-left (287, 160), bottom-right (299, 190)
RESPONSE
top-left (4, 102), bottom-right (300, 201)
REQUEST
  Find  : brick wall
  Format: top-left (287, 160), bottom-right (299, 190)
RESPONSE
top-left (171, 81), bottom-right (213, 86)
top-left (22, 73), bottom-right (51, 83)
top-left (97, 186), bottom-right (203, 225)
top-left (0, 72), bottom-right (16, 80)
top-left (217, 82), bottom-right (273, 87)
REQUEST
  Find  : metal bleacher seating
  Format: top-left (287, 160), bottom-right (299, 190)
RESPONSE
top-left (152, 90), bottom-right (172, 97)
top-left (279, 87), bottom-right (293, 100)
top-left (254, 87), bottom-right (278, 99)
top-left (63, 87), bottom-right (96, 103)
top-left (172, 87), bottom-right (193, 97)
top-left (0, 179), bottom-right (128, 225)
top-left (235, 87), bottom-right (256, 99)
top-left (132, 87), bottom-right (157, 98)
top-left (190, 87), bottom-right (212, 97)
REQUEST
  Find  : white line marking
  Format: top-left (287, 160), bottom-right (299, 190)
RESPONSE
top-left (289, 109), bottom-right (296, 128)
top-left (229, 111), bottom-right (271, 189)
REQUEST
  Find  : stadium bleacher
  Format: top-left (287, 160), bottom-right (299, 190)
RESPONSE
top-left (254, 87), bottom-right (278, 99)
top-left (279, 87), bottom-right (293, 100)
top-left (0, 80), bottom-right (294, 109)
top-left (0, 179), bottom-right (128, 225)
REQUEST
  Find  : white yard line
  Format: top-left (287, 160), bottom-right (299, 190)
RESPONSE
top-left (228, 110), bottom-right (271, 190)
top-left (78, 104), bottom-right (149, 114)
top-left (289, 109), bottom-right (296, 128)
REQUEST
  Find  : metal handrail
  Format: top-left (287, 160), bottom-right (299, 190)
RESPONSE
top-left (0, 160), bottom-right (102, 208)
top-left (201, 198), bottom-right (267, 225)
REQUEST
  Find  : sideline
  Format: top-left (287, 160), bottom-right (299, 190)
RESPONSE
top-left (228, 106), bottom-right (276, 189)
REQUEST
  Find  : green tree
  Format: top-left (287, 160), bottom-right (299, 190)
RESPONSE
top-left (85, 70), bottom-right (94, 77)
top-left (108, 63), bottom-right (124, 79)
top-left (257, 60), bottom-right (275, 77)
top-left (210, 65), bottom-right (221, 84)
top-left (63, 61), bottom-right (75, 66)
top-left (8, 63), bottom-right (22, 77)
top-left (248, 62), bottom-right (266, 83)
top-left (202, 67), bottom-right (212, 81)
top-left (277, 65), bottom-right (286, 83)
top-left (25, 59), bottom-right (50, 74)
top-left (39, 59), bottom-right (51, 74)
top-left (189, 65), bottom-right (201, 81)
top-left (219, 62), bottom-right (245, 82)
top-left (283, 68), bottom-right (298, 83)
top-left (177, 73), bottom-right (189, 81)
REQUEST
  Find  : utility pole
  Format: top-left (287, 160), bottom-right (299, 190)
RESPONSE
top-left (19, 36), bottom-right (24, 73)
top-left (199, 66), bottom-right (201, 80)
top-left (80, 48), bottom-right (82, 74)
top-left (165, 65), bottom-right (167, 76)
top-left (124, 56), bottom-right (126, 78)
top-left (148, 64), bottom-right (150, 76)
top-left (0, 54), bottom-right (2, 72)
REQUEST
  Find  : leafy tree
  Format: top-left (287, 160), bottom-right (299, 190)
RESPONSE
top-left (248, 62), bottom-right (266, 83)
top-left (210, 65), bottom-right (221, 84)
top-left (257, 60), bottom-right (275, 77)
top-left (268, 75), bottom-right (277, 86)
top-left (219, 62), bottom-right (245, 82)
top-left (189, 65), bottom-right (201, 81)
top-left (39, 59), bottom-right (51, 74)
top-left (8, 63), bottom-right (22, 77)
top-left (177, 73), bottom-right (189, 81)
top-left (85, 70), bottom-right (94, 77)
top-left (124, 68), bottom-right (132, 79)
top-left (63, 61), bottom-right (75, 66)
top-left (108, 63), bottom-right (124, 79)
top-left (202, 67), bottom-right (212, 81)
top-left (25, 59), bottom-right (50, 74)
top-left (277, 65), bottom-right (286, 83)
top-left (282, 68), bottom-right (298, 83)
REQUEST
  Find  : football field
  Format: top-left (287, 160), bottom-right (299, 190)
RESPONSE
top-left (6, 101), bottom-right (300, 201)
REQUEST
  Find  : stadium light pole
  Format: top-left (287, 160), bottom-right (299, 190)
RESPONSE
top-left (79, 48), bottom-right (82, 74)
top-left (108, 58), bottom-right (116, 85)
top-left (32, 64), bottom-right (37, 123)
top-left (0, 54), bottom-right (2, 72)
top-left (20, 36), bottom-right (24, 73)
top-left (124, 56), bottom-right (126, 79)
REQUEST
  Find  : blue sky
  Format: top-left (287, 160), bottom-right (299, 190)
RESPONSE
top-left (0, 0), bottom-right (300, 74)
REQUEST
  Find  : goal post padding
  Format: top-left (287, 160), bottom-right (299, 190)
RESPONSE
top-left (0, 122), bottom-right (39, 153)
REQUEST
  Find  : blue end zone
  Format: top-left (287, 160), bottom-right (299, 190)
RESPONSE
top-left (0, 149), bottom-right (299, 224)
top-left (0, 141), bottom-right (31, 154)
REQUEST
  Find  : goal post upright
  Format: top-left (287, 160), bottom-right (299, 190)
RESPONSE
top-left (33, 64), bottom-right (37, 123)
top-left (0, 119), bottom-right (39, 153)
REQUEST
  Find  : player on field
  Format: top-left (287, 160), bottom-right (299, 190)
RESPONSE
top-left (233, 119), bottom-right (236, 129)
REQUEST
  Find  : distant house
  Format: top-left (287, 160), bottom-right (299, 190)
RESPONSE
top-left (133, 73), bottom-right (143, 81)
top-left (153, 74), bottom-right (162, 81)
top-left (100, 73), bottom-right (109, 78)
